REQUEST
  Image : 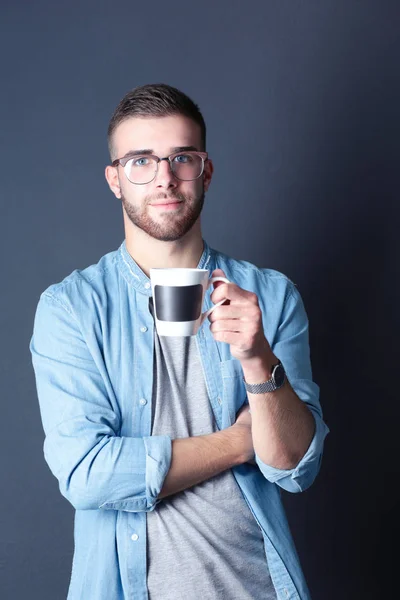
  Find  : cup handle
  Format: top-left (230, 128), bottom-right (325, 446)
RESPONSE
top-left (200, 276), bottom-right (231, 324)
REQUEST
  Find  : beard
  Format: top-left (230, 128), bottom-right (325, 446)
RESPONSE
top-left (120, 187), bottom-right (205, 242)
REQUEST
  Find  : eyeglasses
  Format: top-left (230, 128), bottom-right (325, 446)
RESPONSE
top-left (111, 151), bottom-right (208, 185)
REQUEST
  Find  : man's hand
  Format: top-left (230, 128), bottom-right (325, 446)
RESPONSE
top-left (231, 403), bottom-right (257, 466)
top-left (208, 269), bottom-right (276, 371)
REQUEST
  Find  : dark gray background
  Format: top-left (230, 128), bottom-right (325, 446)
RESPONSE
top-left (1, 1), bottom-right (399, 598)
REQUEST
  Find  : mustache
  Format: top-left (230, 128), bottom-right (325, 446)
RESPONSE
top-left (145, 191), bottom-right (187, 204)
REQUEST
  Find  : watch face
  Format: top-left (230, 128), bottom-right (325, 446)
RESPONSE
top-left (273, 363), bottom-right (285, 387)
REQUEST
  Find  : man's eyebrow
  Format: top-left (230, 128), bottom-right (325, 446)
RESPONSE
top-left (119, 145), bottom-right (199, 159)
top-left (171, 145), bottom-right (199, 152)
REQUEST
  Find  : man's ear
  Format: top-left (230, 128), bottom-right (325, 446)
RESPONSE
top-left (203, 158), bottom-right (214, 192)
top-left (105, 165), bottom-right (121, 199)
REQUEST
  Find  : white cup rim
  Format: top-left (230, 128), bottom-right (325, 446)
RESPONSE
top-left (150, 268), bottom-right (208, 273)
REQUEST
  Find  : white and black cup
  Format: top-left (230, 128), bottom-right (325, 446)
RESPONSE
top-left (149, 268), bottom-right (231, 336)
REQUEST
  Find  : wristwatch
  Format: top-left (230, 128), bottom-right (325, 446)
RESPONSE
top-left (243, 360), bottom-right (286, 394)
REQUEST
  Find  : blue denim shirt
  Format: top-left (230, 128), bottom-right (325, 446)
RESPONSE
top-left (30, 239), bottom-right (329, 600)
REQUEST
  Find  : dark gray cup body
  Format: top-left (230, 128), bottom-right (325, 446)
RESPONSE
top-left (154, 284), bottom-right (203, 322)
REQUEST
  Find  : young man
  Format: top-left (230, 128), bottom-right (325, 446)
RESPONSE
top-left (30, 83), bottom-right (329, 600)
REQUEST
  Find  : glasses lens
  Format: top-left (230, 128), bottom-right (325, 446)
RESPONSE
top-left (171, 153), bottom-right (203, 180)
top-left (126, 156), bottom-right (158, 184)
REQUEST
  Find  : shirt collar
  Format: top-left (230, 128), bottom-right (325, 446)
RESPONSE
top-left (116, 238), bottom-right (215, 296)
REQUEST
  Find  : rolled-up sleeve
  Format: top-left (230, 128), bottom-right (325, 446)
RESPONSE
top-left (255, 282), bottom-right (330, 493)
top-left (30, 292), bottom-right (172, 511)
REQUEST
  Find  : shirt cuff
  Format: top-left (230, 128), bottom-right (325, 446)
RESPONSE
top-left (255, 411), bottom-right (330, 493)
top-left (143, 435), bottom-right (172, 510)
top-left (98, 435), bottom-right (172, 512)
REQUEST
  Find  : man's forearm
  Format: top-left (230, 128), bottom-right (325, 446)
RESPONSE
top-left (242, 357), bottom-right (315, 470)
top-left (158, 427), bottom-right (246, 500)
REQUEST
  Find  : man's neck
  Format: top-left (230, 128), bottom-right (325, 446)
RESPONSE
top-left (124, 227), bottom-right (205, 278)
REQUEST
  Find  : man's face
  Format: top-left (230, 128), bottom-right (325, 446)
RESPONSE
top-left (106, 115), bottom-right (213, 242)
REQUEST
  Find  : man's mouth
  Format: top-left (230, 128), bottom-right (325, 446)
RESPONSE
top-left (149, 199), bottom-right (183, 209)
top-left (150, 200), bottom-right (182, 206)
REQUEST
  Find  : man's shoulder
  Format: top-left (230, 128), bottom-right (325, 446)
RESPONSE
top-left (212, 247), bottom-right (297, 288)
top-left (40, 245), bottom-right (120, 304)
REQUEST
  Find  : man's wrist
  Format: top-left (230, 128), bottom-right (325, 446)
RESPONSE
top-left (241, 353), bottom-right (278, 385)
top-left (226, 425), bottom-right (252, 466)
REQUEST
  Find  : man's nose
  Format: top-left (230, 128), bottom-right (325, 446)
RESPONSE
top-left (155, 158), bottom-right (178, 188)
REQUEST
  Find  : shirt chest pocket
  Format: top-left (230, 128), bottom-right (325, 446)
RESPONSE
top-left (220, 358), bottom-right (248, 427)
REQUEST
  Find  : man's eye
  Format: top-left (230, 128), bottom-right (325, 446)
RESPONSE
top-left (174, 154), bottom-right (191, 164)
top-left (134, 157), bottom-right (150, 166)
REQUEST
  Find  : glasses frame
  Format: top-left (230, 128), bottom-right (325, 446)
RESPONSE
top-left (111, 151), bottom-right (209, 185)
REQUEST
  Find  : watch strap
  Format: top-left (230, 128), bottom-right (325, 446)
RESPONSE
top-left (243, 361), bottom-right (283, 394)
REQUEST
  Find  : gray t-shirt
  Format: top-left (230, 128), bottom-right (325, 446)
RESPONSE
top-left (146, 298), bottom-right (277, 600)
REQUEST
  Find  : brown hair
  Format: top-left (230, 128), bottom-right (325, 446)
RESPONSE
top-left (107, 83), bottom-right (206, 159)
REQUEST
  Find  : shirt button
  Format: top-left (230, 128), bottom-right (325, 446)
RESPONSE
top-left (131, 534), bottom-right (139, 541)
top-left (139, 398), bottom-right (147, 406)
top-left (144, 282), bottom-right (151, 289)
top-left (140, 326), bottom-right (148, 333)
